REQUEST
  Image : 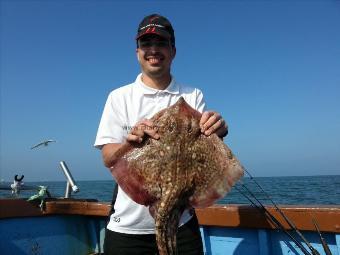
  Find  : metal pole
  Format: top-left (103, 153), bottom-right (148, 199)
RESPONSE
top-left (59, 161), bottom-right (79, 198)
top-left (65, 181), bottom-right (71, 198)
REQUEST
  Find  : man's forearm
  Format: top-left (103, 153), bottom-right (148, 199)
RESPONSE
top-left (102, 143), bottom-right (123, 168)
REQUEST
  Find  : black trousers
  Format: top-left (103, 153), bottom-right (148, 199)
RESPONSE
top-left (103, 214), bottom-right (204, 255)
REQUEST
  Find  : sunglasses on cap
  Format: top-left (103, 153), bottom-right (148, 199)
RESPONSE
top-left (138, 38), bottom-right (171, 49)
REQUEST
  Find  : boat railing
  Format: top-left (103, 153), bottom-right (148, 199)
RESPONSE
top-left (59, 161), bottom-right (79, 198)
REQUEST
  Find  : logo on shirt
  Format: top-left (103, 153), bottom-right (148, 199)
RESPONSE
top-left (113, 216), bottom-right (120, 223)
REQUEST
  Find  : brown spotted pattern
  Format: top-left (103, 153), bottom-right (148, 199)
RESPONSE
top-left (110, 97), bottom-right (244, 255)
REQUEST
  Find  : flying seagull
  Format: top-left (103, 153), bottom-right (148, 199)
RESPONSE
top-left (30, 139), bottom-right (57, 150)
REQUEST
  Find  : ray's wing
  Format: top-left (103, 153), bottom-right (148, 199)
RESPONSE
top-left (109, 135), bottom-right (177, 206)
top-left (188, 134), bottom-right (244, 208)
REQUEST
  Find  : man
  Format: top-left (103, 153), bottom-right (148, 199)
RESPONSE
top-left (95, 14), bottom-right (228, 255)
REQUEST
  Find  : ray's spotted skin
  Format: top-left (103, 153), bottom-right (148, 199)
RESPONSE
top-left (110, 97), bottom-right (244, 255)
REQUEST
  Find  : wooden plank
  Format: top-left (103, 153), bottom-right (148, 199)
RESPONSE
top-left (1, 199), bottom-right (339, 233)
top-left (195, 204), bottom-right (340, 233)
top-left (0, 199), bottom-right (44, 218)
top-left (0, 199), bottom-right (110, 219)
top-left (44, 199), bottom-right (111, 216)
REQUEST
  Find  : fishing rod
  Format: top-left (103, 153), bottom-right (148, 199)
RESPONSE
top-left (243, 169), bottom-right (322, 255)
top-left (235, 185), bottom-right (304, 234)
top-left (235, 184), bottom-right (312, 255)
top-left (312, 217), bottom-right (332, 255)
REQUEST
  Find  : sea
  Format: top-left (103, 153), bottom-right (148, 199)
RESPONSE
top-left (1, 175), bottom-right (339, 205)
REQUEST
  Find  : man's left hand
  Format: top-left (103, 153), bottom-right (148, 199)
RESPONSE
top-left (200, 111), bottom-right (228, 138)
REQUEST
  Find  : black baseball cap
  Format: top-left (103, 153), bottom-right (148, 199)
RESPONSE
top-left (136, 14), bottom-right (175, 46)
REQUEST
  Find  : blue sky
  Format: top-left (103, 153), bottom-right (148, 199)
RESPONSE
top-left (1, 1), bottom-right (339, 181)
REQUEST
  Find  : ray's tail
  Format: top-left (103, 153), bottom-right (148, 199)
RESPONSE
top-left (155, 189), bottom-right (193, 255)
top-left (155, 207), bottom-right (182, 255)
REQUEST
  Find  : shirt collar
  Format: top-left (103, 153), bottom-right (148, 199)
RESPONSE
top-left (135, 73), bottom-right (179, 95)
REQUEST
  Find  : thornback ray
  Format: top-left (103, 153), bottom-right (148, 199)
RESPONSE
top-left (109, 97), bottom-right (244, 255)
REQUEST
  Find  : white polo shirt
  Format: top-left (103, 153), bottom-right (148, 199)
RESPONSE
top-left (94, 73), bottom-right (206, 234)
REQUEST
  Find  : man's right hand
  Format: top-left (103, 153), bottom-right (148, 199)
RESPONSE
top-left (127, 119), bottom-right (160, 143)
top-left (102, 119), bottom-right (159, 168)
